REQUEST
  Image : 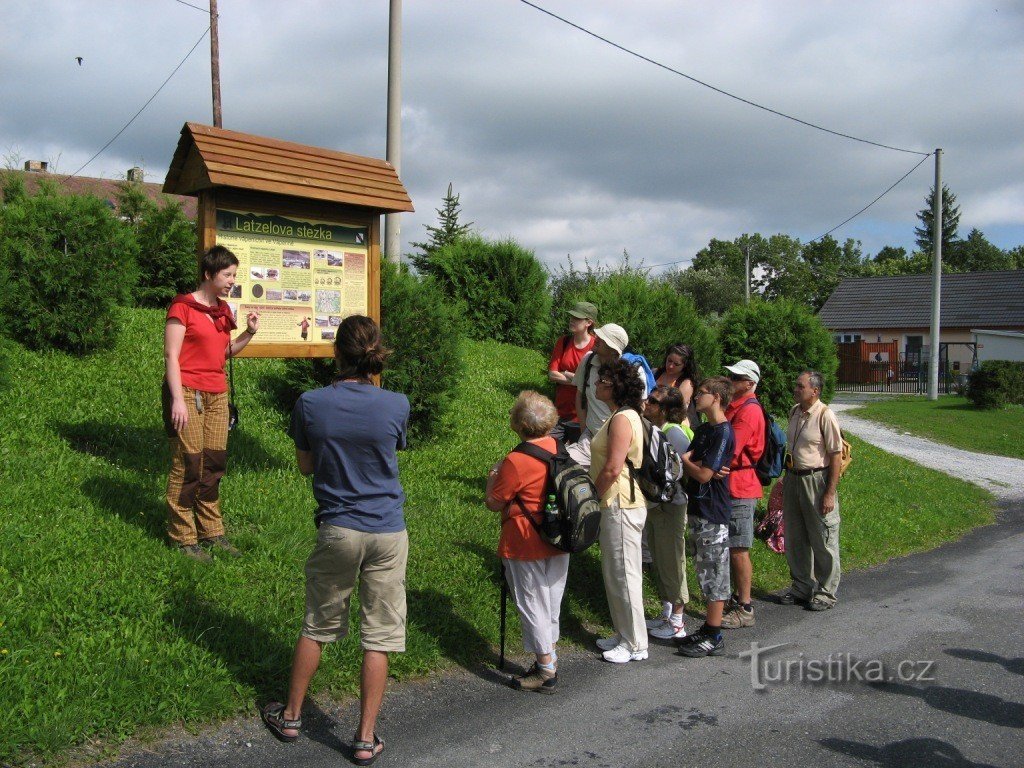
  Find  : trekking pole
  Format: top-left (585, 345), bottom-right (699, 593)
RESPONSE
top-left (499, 562), bottom-right (507, 670)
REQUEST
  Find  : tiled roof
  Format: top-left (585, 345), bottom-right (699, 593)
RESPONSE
top-left (163, 123), bottom-right (414, 213)
top-left (818, 270), bottom-right (1024, 329)
top-left (6, 170), bottom-right (197, 219)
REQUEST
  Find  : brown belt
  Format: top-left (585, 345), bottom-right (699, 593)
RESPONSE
top-left (789, 466), bottom-right (827, 476)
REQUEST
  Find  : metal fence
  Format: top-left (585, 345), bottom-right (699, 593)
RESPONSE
top-left (835, 345), bottom-right (960, 394)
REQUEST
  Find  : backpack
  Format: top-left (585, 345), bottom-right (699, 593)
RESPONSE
top-left (511, 440), bottom-right (602, 553)
top-left (626, 410), bottom-right (683, 503)
top-left (819, 408), bottom-right (853, 479)
top-left (582, 350), bottom-right (656, 402)
top-left (739, 398), bottom-right (787, 486)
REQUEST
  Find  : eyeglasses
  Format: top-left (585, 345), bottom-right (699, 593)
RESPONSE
top-left (695, 390), bottom-right (712, 399)
top-left (728, 374), bottom-right (750, 382)
top-left (647, 399), bottom-right (663, 408)
top-left (597, 378), bottom-right (613, 386)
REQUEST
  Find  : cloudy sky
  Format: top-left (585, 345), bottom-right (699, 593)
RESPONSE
top-left (2, 1), bottom-right (1022, 272)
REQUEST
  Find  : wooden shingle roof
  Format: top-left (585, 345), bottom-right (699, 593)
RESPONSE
top-left (163, 122), bottom-right (413, 213)
top-left (818, 270), bottom-right (1024, 330)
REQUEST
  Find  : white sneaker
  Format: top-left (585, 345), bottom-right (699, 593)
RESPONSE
top-left (602, 644), bottom-right (649, 663)
top-left (649, 619), bottom-right (687, 640)
top-left (595, 634), bottom-right (621, 652)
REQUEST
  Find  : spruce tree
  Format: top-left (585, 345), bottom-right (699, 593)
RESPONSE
top-left (914, 184), bottom-right (961, 254)
top-left (409, 182), bottom-right (473, 273)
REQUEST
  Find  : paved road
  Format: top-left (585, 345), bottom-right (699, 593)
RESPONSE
top-left (110, 412), bottom-right (1024, 768)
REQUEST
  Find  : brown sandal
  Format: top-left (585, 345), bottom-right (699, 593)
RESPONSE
top-left (351, 732), bottom-right (384, 765)
top-left (260, 702), bottom-right (301, 743)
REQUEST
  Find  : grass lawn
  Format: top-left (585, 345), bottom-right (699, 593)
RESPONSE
top-left (0, 310), bottom-right (996, 764)
top-left (851, 395), bottom-right (1024, 459)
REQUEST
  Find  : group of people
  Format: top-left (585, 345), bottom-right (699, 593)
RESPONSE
top-left (488, 301), bottom-right (845, 691)
top-left (161, 250), bottom-right (844, 762)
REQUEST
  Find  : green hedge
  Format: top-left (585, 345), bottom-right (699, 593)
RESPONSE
top-left (718, 299), bottom-right (837, 416)
top-left (966, 360), bottom-right (1024, 409)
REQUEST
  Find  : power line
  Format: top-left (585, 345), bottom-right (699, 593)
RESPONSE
top-left (170, 0), bottom-right (209, 13)
top-left (519, 0), bottom-right (930, 157)
top-left (67, 26), bottom-right (210, 179)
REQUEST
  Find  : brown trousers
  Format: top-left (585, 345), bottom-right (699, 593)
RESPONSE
top-left (164, 384), bottom-right (229, 546)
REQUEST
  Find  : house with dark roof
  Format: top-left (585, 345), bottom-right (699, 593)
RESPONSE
top-left (3, 161), bottom-right (197, 219)
top-left (818, 270), bottom-right (1024, 374)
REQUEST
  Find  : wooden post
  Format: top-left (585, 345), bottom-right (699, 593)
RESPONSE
top-left (210, 0), bottom-right (222, 128)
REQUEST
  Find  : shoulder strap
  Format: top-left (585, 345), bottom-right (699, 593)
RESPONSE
top-left (512, 441), bottom-right (556, 463)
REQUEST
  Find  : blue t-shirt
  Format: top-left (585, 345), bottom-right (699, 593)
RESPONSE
top-left (289, 381), bottom-right (410, 533)
top-left (686, 420), bottom-right (735, 525)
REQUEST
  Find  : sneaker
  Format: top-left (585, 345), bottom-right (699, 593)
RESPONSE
top-left (675, 627), bottom-right (724, 657)
top-left (596, 634), bottom-right (622, 652)
top-left (807, 597), bottom-right (835, 612)
top-left (649, 619), bottom-right (687, 641)
top-left (200, 535), bottom-right (240, 557)
top-left (720, 604), bottom-right (755, 629)
top-left (602, 644), bottom-right (648, 664)
top-left (645, 616), bottom-right (669, 630)
top-left (178, 544), bottom-right (213, 563)
top-left (776, 590), bottom-right (809, 606)
top-left (511, 663), bottom-right (558, 694)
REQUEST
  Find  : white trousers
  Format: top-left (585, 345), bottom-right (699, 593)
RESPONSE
top-left (600, 500), bottom-right (648, 652)
top-left (503, 554), bottom-right (571, 655)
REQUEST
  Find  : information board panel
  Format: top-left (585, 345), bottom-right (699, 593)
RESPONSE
top-left (215, 209), bottom-right (369, 346)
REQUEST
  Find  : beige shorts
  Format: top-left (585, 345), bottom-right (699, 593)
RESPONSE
top-left (302, 524), bottom-right (409, 652)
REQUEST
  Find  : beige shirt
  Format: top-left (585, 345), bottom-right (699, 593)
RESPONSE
top-left (590, 408), bottom-right (644, 507)
top-left (786, 399), bottom-right (842, 470)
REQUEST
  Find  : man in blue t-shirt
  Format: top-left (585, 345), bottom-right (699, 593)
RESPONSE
top-left (678, 375), bottom-right (735, 658)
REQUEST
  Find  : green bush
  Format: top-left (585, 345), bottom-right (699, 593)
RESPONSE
top-left (428, 235), bottom-right (550, 347)
top-left (280, 261), bottom-right (464, 440)
top-left (718, 299), bottom-right (837, 416)
top-left (549, 258), bottom-right (719, 374)
top-left (0, 184), bottom-right (139, 353)
top-left (117, 184), bottom-right (197, 308)
top-left (966, 360), bottom-right (1024, 409)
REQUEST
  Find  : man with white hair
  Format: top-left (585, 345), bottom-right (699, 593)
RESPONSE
top-left (720, 359), bottom-right (765, 629)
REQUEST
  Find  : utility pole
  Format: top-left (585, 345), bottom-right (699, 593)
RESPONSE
top-left (928, 148), bottom-right (943, 400)
top-left (210, 0), bottom-right (222, 127)
top-left (383, 0), bottom-right (402, 263)
top-left (744, 246), bottom-right (751, 304)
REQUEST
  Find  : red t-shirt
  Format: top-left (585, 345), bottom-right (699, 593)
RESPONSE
top-left (548, 334), bottom-right (596, 420)
top-left (725, 393), bottom-right (766, 499)
top-left (492, 436), bottom-right (563, 560)
top-left (166, 301), bottom-right (231, 393)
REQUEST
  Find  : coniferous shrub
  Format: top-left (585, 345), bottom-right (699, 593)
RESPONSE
top-left (549, 258), bottom-right (719, 375)
top-left (0, 184), bottom-right (139, 353)
top-left (428, 235), bottom-right (550, 347)
top-left (718, 299), bottom-right (837, 417)
top-left (966, 361), bottom-right (1024, 409)
top-left (281, 261), bottom-right (464, 440)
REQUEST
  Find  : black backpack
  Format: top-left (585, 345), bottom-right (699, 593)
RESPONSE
top-left (739, 398), bottom-right (787, 486)
top-left (512, 440), bottom-right (602, 553)
top-left (626, 412), bottom-right (683, 503)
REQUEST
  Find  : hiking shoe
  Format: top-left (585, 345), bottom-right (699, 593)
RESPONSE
top-left (200, 535), bottom-right (240, 557)
top-left (649, 619), bottom-right (687, 641)
top-left (807, 597), bottom-right (835, 612)
top-left (511, 663), bottom-right (558, 694)
top-left (720, 604), bottom-right (755, 629)
top-left (776, 590), bottom-right (808, 606)
top-left (675, 627), bottom-right (724, 657)
top-left (596, 634), bottom-right (622, 652)
top-left (602, 644), bottom-right (648, 664)
top-left (178, 544), bottom-right (213, 563)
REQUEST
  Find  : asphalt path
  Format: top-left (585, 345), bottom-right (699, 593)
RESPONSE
top-left (110, 412), bottom-right (1024, 768)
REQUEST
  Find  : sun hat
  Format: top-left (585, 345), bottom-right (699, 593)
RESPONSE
top-left (724, 359), bottom-right (761, 384)
top-left (568, 301), bottom-right (599, 322)
top-left (594, 323), bottom-right (628, 356)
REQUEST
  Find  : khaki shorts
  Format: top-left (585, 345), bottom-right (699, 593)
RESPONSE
top-left (302, 524), bottom-right (409, 652)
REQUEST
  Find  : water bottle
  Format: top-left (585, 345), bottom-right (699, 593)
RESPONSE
top-left (541, 493), bottom-right (561, 542)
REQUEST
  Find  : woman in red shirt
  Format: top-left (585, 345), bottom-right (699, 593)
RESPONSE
top-left (547, 301), bottom-right (597, 444)
top-left (485, 391), bottom-right (568, 694)
top-left (164, 245), bottom-right (259, 561)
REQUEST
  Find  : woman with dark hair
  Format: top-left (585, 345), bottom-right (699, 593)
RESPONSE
top-left (486, 390), bottom-right (568, 694)
top-left (589, 359), bottom-right (648, 663)
top-left (262, 315), bottom-right (409, 765)
top-left (654, 344), bottom-right (701, 430)
top-left (164, 244), bottom-right (259, 562)
top-left (642, 385), bottom-right (693, 640)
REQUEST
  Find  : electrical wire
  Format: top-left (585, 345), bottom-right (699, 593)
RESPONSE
top-left (66, 26), bottom-right (210, 179)
top-left (170, 0), bottom-right (209, 13)
top-left (519, 0), bottom-right (931, 157)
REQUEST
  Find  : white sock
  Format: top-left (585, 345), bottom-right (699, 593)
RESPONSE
top-left (539, 660), bottom-right (556, 671)
top-left (661, 601), bottom-right (673, 619)
top-left (670, 614), bottom-right (684, 627)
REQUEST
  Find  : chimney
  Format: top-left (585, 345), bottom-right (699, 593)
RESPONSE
top-left (127, 167), bottom-right (144, 183)
top-left (23, 160), bottom-right (48, 173)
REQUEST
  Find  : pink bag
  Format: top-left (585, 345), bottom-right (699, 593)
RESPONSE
top-left (756, 478), bottom-right (786, 554)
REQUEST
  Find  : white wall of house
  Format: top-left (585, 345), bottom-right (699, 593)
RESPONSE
top-left (973, 330), bottom-right (1024, 363)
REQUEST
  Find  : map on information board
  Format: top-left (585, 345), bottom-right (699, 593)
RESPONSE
top-left (215, 209), bottom-right (369, 344)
